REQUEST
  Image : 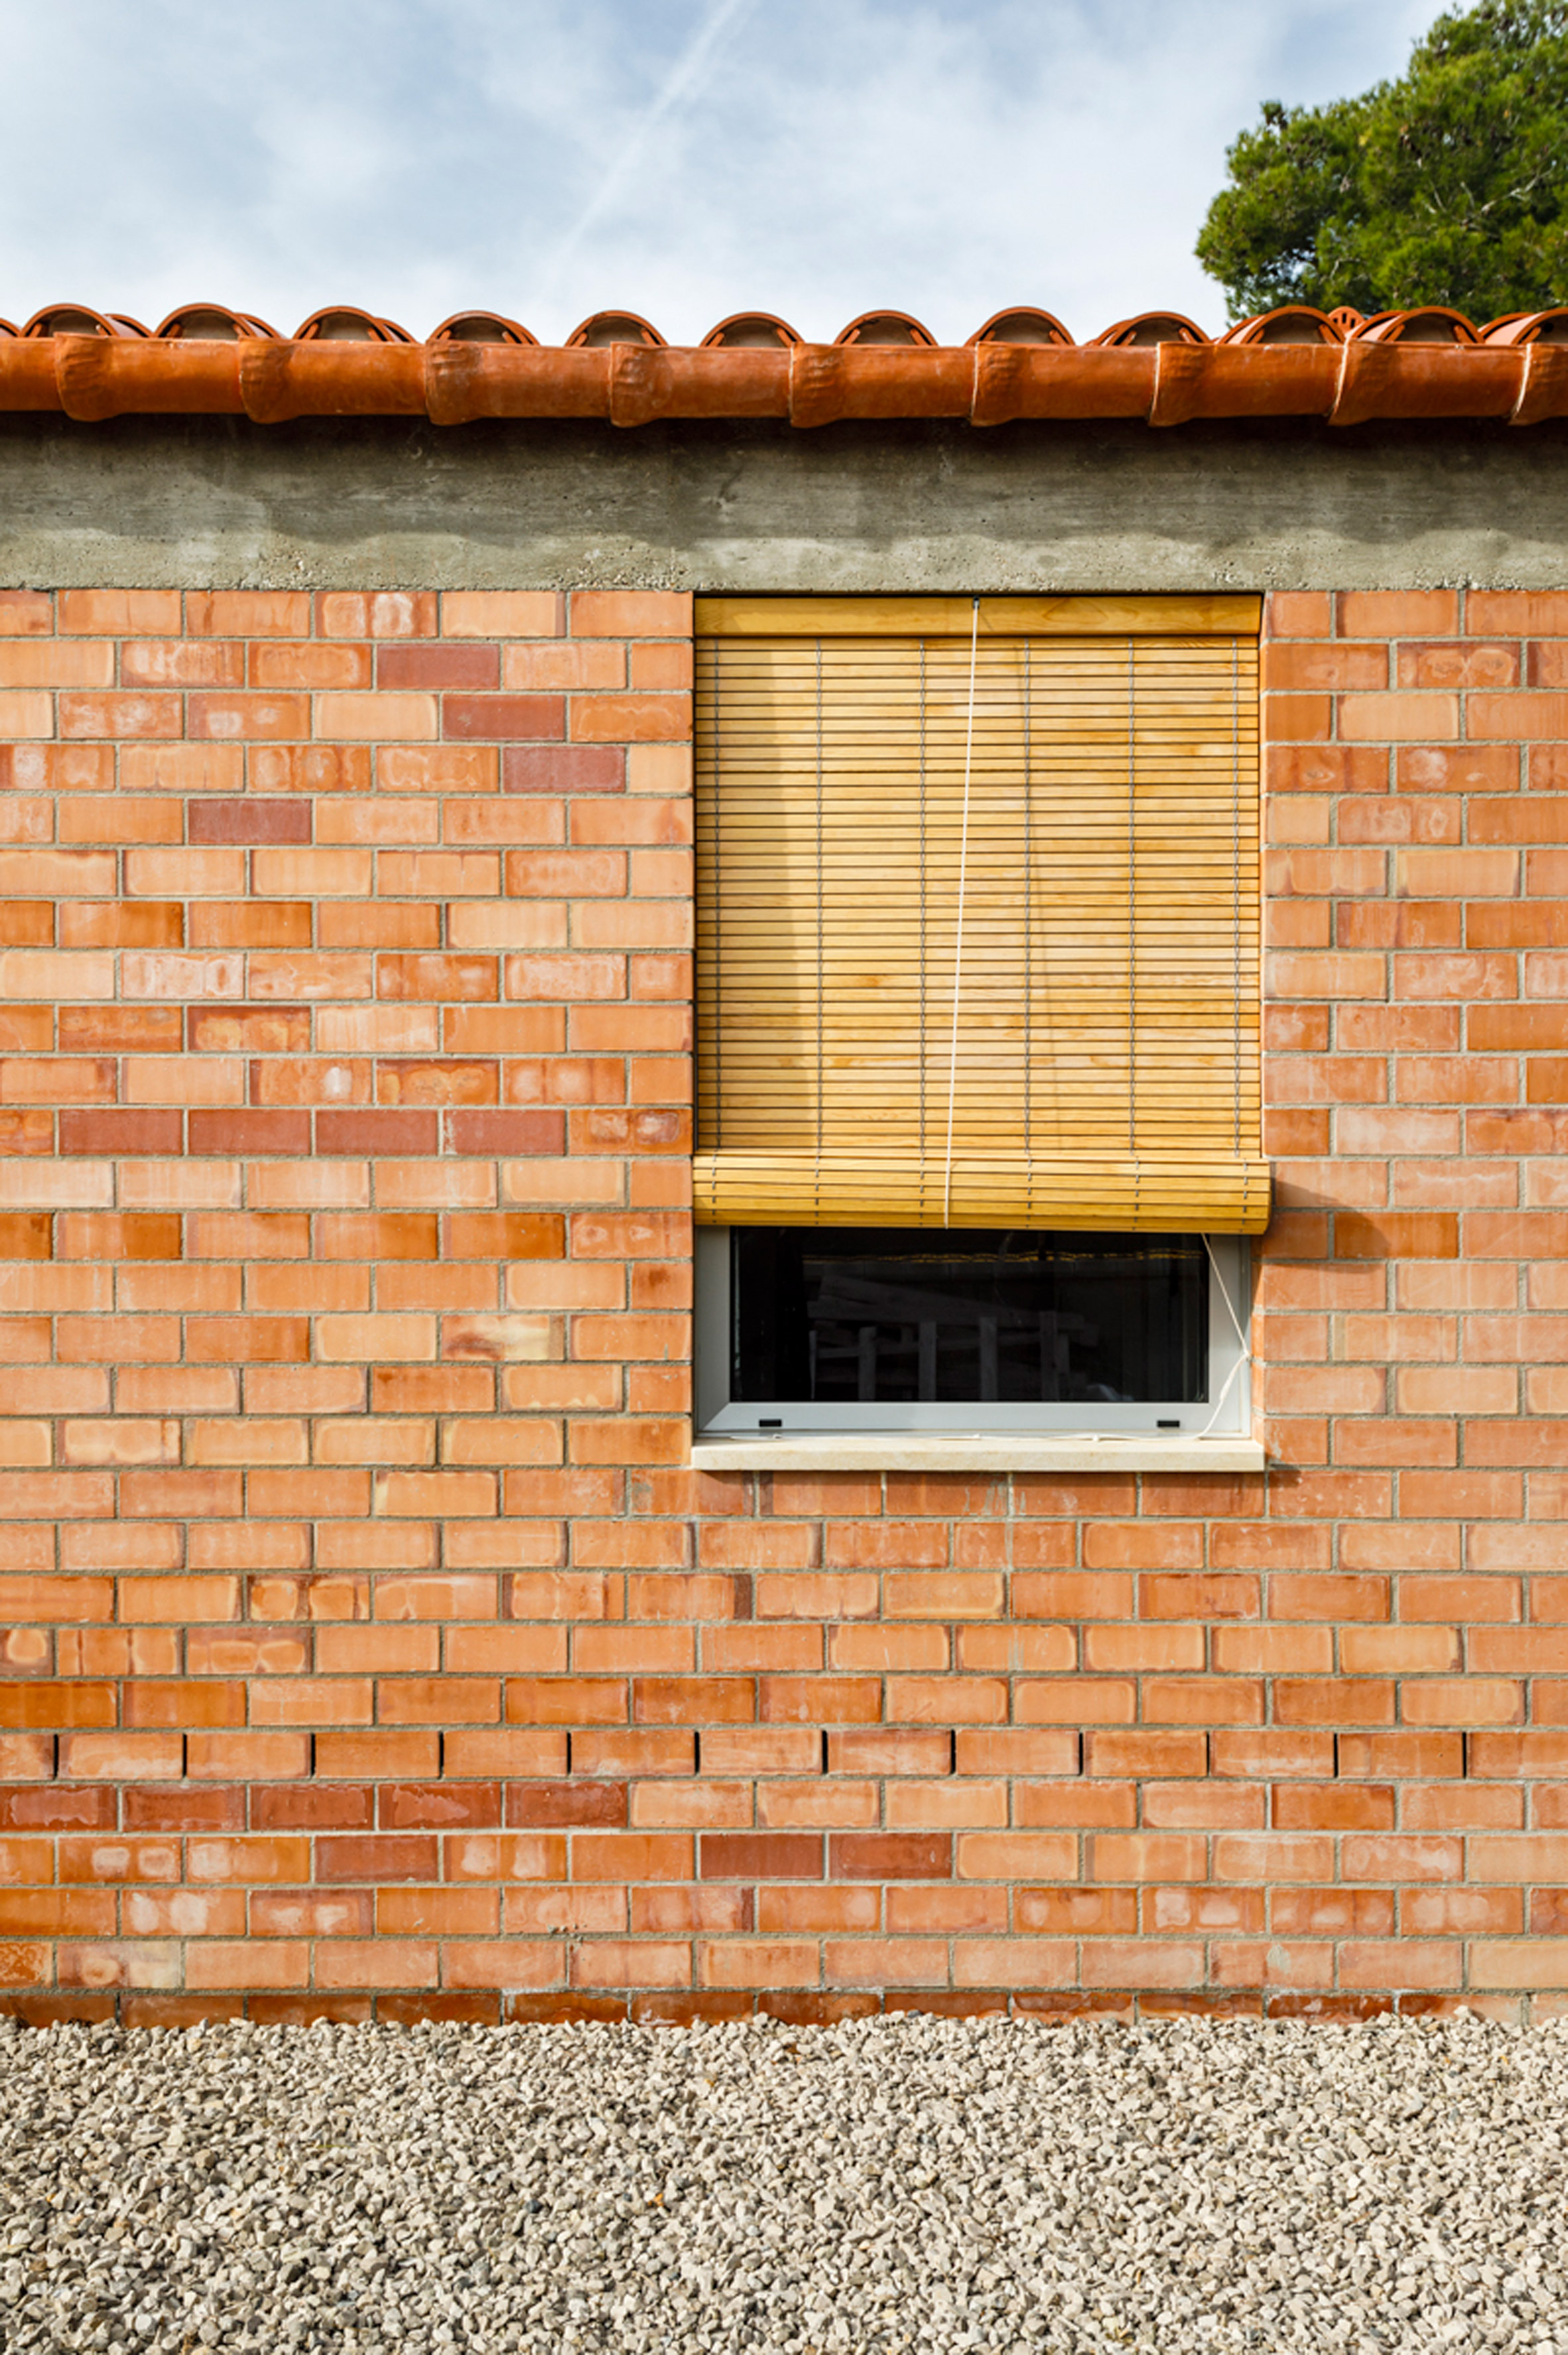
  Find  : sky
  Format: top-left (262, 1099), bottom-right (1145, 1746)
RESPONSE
top-left (0, 0), bottom-right (1442, 344)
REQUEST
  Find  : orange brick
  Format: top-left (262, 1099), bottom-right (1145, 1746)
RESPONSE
top-left (1337, 692), bottom-right (1460, 742)
top-left (884, 1571), bottom-right (1002, 1617)
top-left (1263, 641), bottom-right (1387, 691)
top-left (569, 592), bottom-right (691, 638)
top-left (1340, 590), bottom-right (1459, 636)
top-left (60, 1732), bottom-right (182, 1780)
top-left (829, 1730), bottom-right (954, 1776)
top-left (315, 1940), bottom-right (437, 1989)
top-left (883, 1674), bottom-right (1008, 1724)
top-left (1084, 1626), bottom-right (1203, 1672)
top-left (118, 1576), bottom-right (239, 1624)
top-left (0, 590), bottom-right (54, 634)
top-left (184, 591), bottom-right (308, 636)
top-left (1083, 1524), bottom-right (1202, 1572)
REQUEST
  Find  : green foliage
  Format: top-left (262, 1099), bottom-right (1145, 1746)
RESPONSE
top-left (1196, 1), bottom-right (1568, 321)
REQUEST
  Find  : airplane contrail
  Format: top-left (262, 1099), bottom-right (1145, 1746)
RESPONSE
top-left (538, 0), bottom-right (759, 308)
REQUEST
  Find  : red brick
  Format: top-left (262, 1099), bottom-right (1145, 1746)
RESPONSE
top-left (700, 1833), bottom-right (820, 1880)
top-left (380, 643), bottom-right (500, 691)
top-left (444, 695), bottom-right (564, 742)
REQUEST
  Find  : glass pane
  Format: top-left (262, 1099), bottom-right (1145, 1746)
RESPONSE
top-left (732, 1228), bottom-right (1208, 1405)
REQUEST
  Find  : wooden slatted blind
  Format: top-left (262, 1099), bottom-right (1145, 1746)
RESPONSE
top-left (694, 595), bottom-right (1268, 1234)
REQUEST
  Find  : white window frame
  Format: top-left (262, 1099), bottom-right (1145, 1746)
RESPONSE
top-left (693, 1229), bottom-right (1252, 1440)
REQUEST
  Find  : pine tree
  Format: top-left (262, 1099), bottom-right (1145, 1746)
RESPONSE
top-left (1196, 1), bottom-right (1568, 321)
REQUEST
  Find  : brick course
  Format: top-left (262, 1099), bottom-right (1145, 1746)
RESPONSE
top-left (5, 584), bottom-right (1568, 2022)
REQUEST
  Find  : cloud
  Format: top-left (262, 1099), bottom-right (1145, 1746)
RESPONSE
top-left (536, 0), bottom-right (760, 306)
top-left (0, 0), bottom-right (1441, 340)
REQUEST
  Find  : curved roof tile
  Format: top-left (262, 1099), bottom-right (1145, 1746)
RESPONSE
top-left (566, 311), bottom-right (665, 348)
top-left (294, 307), bottom-right (413, 343)
top-left (155, 304), bottom-right (277, 341)
top-left (1221, 307), bottom-right (1342, 346)
top-left (24, 305), bottom-right (123, 338)
top-left (968, 308), bottom-right (1073, 348)
top-left (702, 313), bottom-right (801, 348)
top-left (834, 311), bottom-right (937, 347)
top-left (1, 303), bottom-right (1563, 422)
top-left (1484, 309), bottom-right (1568, 346)
top-left (1354, 306), bottom-right (1479, 344)
top-left (428, 312), bottom-right (537, 346)
top-left (1090, 312), bottom-right (1208, 348)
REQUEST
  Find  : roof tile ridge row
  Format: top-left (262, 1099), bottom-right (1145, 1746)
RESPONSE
top-left (15, 299), bottom-right (1568, 347)
top-left (3, 332), bottom-right (1567, 426)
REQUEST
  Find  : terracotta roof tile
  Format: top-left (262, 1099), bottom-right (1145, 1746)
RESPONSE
top-left (428, 312), bottom-right (536, 346)
top-left (967, 308), bottom-right (1072, 348)
top-left (701, 314), bottom-right (799, 349)
top-left (1486, 308), bottom-right (1568, 346)
top-left (566, 312), bottom-right (665, 348)
top-left (23, 305), bottom-right (125, 338)
top-left (294, 307), bottom-right (413, 343)
top-left (155, 304), bottom-right (278, 340)
top-left (2, 304), bottom-right (1567, 423)
top-left (1356, 306), bottom-right (1479, 345)
top-left (834, 311), bottom-right (936, 347)
top-left (1089, 312), bottom-right (1208, 348)
top-left (1220, 306), bottom-right (1339, 346)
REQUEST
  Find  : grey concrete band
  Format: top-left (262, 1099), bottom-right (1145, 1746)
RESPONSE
top-left (0, 416), bottom-right (1565, 592)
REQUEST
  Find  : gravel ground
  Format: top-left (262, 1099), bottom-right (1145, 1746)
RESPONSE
top-left (2, 2011), bottom-right (1567, 2353)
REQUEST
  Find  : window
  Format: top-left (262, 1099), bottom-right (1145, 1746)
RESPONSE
top-left (695, 1226), bottom-right (1249, 1436)
top-left (692, 596), bottom-right (1266, 1449)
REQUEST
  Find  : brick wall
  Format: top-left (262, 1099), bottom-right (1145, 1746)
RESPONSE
top-left (3, 580), bottom-right (1568, 2024)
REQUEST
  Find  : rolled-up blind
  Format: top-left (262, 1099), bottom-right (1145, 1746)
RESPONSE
top-left (694, 595), bottom-right (1268, 1235)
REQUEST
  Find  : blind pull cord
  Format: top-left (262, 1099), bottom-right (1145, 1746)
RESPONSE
top-left (918, 641), bottom-right (927, 1183)
top-left (814, 636), bottom-right (824, 1216)
top-left (712, 648), bottom-right (722, 1154)
top-left (1231, 635), bottom-right (1241, 1160)
top-left (942, 596), bottom-right (981, 1226)
top-left (1127, 636), bottom-right (1138, 1219)
top-left (1197, 1234), bottom-right (1252, 1438)
top-left (1023, 638), bottom-right (1032, 1220)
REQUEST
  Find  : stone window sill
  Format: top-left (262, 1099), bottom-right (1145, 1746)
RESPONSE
top-left (688, 1434), bottom-right (1267, 1474)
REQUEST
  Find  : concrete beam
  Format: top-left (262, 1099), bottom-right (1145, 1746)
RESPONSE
top-left (0, 415), bottom-right (1565, 592)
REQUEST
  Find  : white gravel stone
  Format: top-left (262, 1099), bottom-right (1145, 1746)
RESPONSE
top-left (2, 2009), bottom-right (1567, 2352)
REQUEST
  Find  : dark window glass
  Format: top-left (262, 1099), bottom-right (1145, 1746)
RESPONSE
top-left (732, 1229), bottom-right (1207, 1405)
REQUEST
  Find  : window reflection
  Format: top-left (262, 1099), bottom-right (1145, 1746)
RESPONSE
top-left (732, 1229), bottom-right (1208, 1406)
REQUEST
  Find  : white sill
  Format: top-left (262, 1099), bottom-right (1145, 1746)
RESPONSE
top-left (689, 1433), bottom-right (1267, 1474)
